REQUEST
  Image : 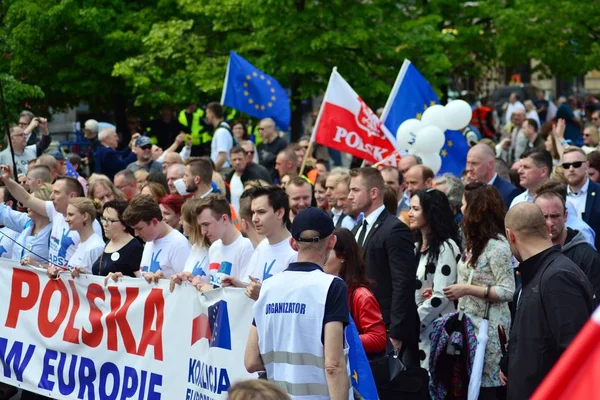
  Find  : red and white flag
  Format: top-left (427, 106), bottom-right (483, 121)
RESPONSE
top-left (531, 305), bottom-right (600, 400)
top-left (312, 69), bottom-right (400, 164)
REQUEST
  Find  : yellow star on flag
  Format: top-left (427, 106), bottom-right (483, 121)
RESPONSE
top-left (430, 100), bottom-right (436, 106)
top-left (243, 82), bottom-right (248, 87)
top-left (416, 113), bottom-right (422, 120)
top-left (248, 99), bottom-right (253, 104)
top-left (255, 104), bottom-right (260, 110)
top-left (268, 102), bottom-right (273, 107)
top-left (441, 149), bottom-right (448, 157)
top-left (352, 370), bottom-right (358, 383)
top-left (423, 104), bottom-right (428, 111)
top-left (246, 75), bottom-right (251, 80)
top-left (261, 105), bottom-right (265, 110)
top-left (260, 74), bottom-right (265, 80)
top-left (271, 96), bottom-right (276, 101)
top-left (266, 80), bottom-right (271, 85)
top-left (270, 88), bottom-right (275, 93)
top-left (252, 72), bottom-right (258, 77)
top-left (243, 91), bottom-right (248, 96)
top-left (447, 140), bottom-right (453, 147)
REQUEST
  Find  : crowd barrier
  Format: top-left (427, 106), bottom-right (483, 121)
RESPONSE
top-left (0, 259), bottom-right (256, 400)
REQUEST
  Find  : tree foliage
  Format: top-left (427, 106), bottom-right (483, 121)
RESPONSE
top-left (1, 0), bottom-right (599, 137)
top-left (495, 0), bottom-right (600, 78)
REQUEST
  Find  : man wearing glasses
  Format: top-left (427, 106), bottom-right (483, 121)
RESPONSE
top-left (0, 121), bottom-right (50, 176)
top-left (563, 147), bottom-right (600, 250)
top-left (126, 136), bottom-right (163, 174)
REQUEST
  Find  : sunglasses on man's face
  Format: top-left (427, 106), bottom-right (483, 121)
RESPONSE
top-left (140, 145), bottom-right (152, 150)
top-left (562, 161), bottom-right (584, 169)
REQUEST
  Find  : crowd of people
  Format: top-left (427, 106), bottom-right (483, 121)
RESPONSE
top-left (0, 92), bottom-right (599, 400)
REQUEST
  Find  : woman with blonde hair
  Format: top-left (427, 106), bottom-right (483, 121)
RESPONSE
top-left (169, 199), bottom-right (210, 290)
top-left (141, 182), bottom-right (167, 203)
top-left (48, 198), bottom-right (105, 276)
top-left (88, 178), bottom-right (124, 206)
top-left (134, 169), bottom-right (149, 191)
top-left (0, 183), bottom-right (52, 265)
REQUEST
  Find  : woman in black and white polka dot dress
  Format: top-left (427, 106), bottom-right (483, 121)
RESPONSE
top-left (408, 189), bottom-right (461, 370)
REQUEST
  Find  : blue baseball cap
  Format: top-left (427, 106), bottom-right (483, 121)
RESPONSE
top-left (135, 136), bottom-right (152, 147)
top-left (291, 207), bottom-right (334, 242)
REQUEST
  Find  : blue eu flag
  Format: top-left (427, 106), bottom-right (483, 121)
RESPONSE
top-left (346, 316), bottom-right (378, 400)
top-left (221, 51), bottom-right (291, 130)
top-left (380, 60), bottom-right (468, 177)
top-left (208, 300), bottom-right (232, 350)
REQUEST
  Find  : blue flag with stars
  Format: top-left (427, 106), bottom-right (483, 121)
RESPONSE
top-left (208, 300), bottom-right (232, 350)
top-left (380, 60), bottom-right (468, 177)
top-left (221, 51), bottom-right (291, 130)
top-left (347, 315), bottom-right (378, 400)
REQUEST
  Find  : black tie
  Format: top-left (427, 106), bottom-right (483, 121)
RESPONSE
top-left (357, 219), bottom-right (368, 248)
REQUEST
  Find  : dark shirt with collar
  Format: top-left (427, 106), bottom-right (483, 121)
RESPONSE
top-left (253, 262), bottom-right (349, 344)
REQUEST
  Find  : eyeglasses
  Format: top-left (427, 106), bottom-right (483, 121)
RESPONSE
top-left (101, 217), bottom-right (120, 225)
top-left (140, 145), bottom-right (152, 150)
top-left (562, 161), bottom-right (584, 169)
top-left (246, 150), bottom-right (255, 154)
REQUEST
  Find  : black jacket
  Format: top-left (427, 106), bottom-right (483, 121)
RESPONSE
top-left (507, 246), bottom-right (593, 400)
top-left (225, 163), bottom-right (273, 185)
top-left (352, 208), bottom-right (419, 358)
top-left (561, 228), bottom-right (600, 303)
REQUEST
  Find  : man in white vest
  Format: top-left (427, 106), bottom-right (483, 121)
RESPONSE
top-left (245, 207), bottom-right (351, 399)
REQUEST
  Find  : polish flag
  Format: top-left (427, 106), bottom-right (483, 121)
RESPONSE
top-left (312, 68), bottom-right (400, 164)
top-left (531, 305), bottom-right (600, 399)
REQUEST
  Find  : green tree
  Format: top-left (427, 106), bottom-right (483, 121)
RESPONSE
top-left (495, 0), bottom-right (600, 79)
top-left (115, 0), bottom-right (458, 139)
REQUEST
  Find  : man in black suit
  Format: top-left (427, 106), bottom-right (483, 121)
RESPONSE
top-left (563, 147), bottom-right (600, 250)
top-left (348, 168), bottom-right (419, 367)
top-left (466, 144), bottom-right (521, 209)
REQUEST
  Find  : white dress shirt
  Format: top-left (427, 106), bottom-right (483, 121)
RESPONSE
top-left (567, 178), bottom-right (590, 219)
top-left (354, 204), bottom-right (386, 244)
top-left (509, 190), bottom-right (534, 209)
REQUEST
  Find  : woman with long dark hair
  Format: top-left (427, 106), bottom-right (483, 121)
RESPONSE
top-left (443, 182), bottom-right (515, 399)
top-left (408, 188), bottom-right (461, 369)
top-left (324, 228), bottom-right (387, 356)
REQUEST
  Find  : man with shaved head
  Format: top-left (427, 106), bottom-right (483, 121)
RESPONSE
top-left (503, 203), bottom-right (594, 399)
top-left (466, 143), bottom-right (520, 208)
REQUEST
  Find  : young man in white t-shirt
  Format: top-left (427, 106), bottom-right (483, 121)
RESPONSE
top-left (0, 168), bottom-right (102, 267)
top-left (123, 194), bottom-right (190, 280)
top-left (206, 102), bottom-right (233, 171)
top-left (223, 185), bottom-right (297, 300)
top-left (196, 195), bottom-right (254, 287)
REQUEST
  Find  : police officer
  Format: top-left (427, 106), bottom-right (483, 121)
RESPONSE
top-left (245, 207), bottom-right (352, 399)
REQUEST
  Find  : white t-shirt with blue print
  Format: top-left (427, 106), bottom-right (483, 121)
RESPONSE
top-left (46, 201), bottom-right (103, 268)
top-left (183, 244), bottom-right (210, 278)
top-left (243, 237), bottom-right (297, 283)
top-left (140, 229), bottom-right (190, 278)
top-left (0, 227), bottom-right (18, 259)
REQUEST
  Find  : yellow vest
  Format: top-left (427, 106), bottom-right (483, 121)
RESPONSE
top-left (178, 109), bottom-right (211, 146)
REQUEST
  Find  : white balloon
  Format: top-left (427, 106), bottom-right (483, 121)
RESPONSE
top-left (395, 118), bottom-right (422, 150)
top-left (412, 125), bottom-right (446, 154)
top-left (445, 100), bottom-right (472, 130)
top-left (417, 152), bottom-right (442, 175)
top-left (420, 104), bottom-right (448, 131)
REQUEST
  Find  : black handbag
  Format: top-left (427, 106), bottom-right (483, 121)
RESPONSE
top-left (350, 289), bottom-right (428, 399)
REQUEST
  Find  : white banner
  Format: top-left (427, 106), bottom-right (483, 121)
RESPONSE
top-left (0, 259), bottom-right (256, 400)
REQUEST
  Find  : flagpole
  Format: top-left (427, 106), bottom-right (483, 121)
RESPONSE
top-left (380, 59), bottom-right (411, 122)
top-left (220, 52), bottom-right (232, 105)
top-left (300, 67), bottom-right (337, 176)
